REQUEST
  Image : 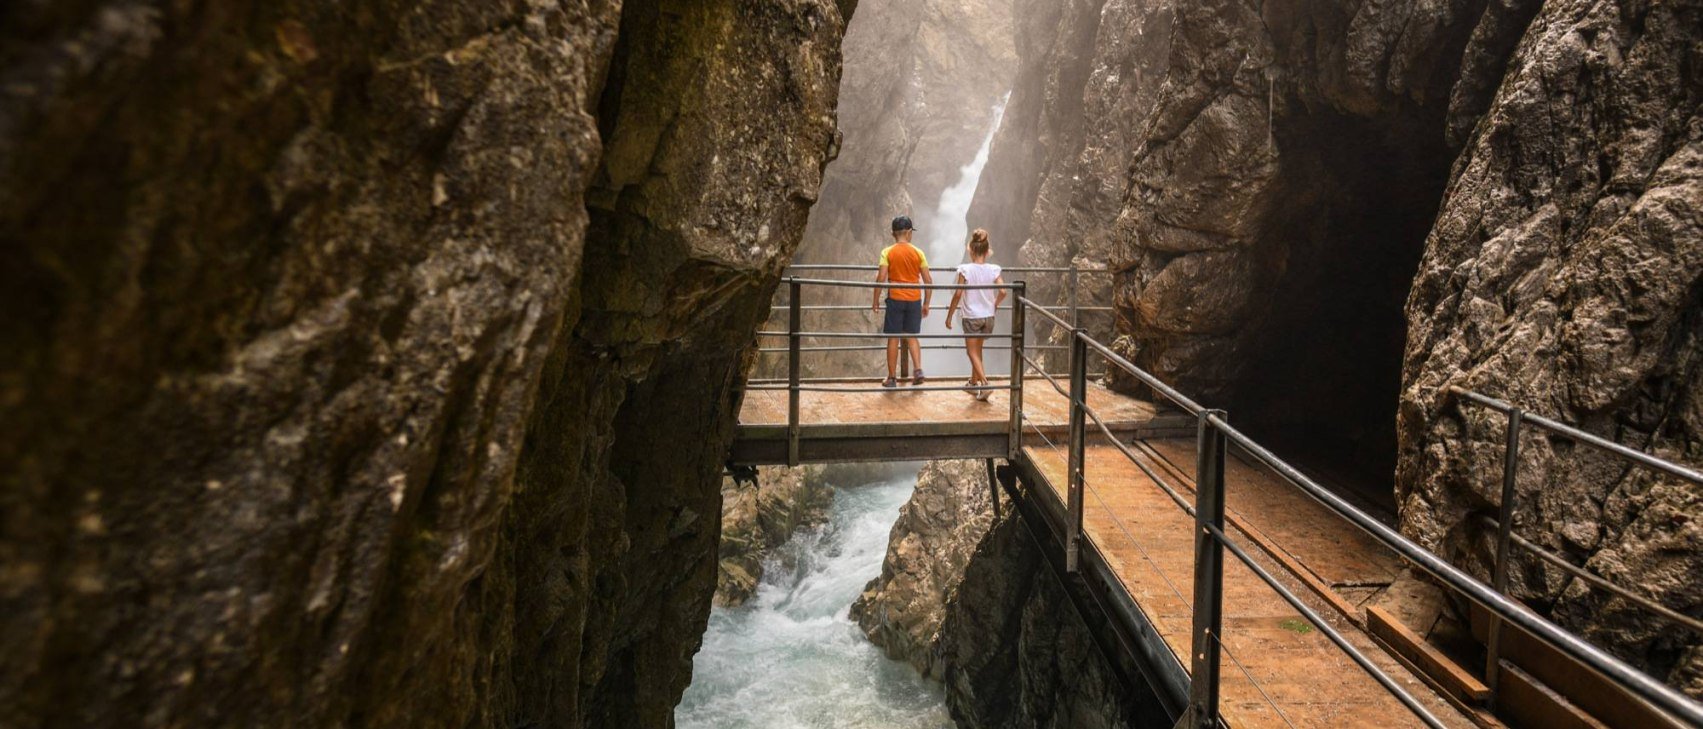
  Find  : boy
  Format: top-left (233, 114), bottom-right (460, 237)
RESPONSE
top-left (872, 216), bottom-right (932, 387)
top-left (945, 229), bottom-right (1005, 401)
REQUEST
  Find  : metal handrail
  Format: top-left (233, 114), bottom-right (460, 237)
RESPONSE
top-left (1452, 387), bottom-right (1703, 485)
top-left (785, 263), bottom-right (1111, 274)
top-left (1451, 384), bottom-right (1703, 707)
top-left (752, 277), bottom-right (1703, 727)
top-left (767, 303), bottom-right (1115, 312)
top-left (783, 276), bottom-right (1022, 291)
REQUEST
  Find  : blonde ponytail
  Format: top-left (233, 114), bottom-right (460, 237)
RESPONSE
top-left (969, 229), bottom-right (991, 256)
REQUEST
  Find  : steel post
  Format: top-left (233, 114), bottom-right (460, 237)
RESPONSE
top-left (787, 280), bottom-right (802, 467)
top-left (1066, 329), bottom-right (1089, 572)
top-left (1485, 406), bottom-right (1523, 703)
top-left (1008, 282), bottom-right (1027, 458)
top-left (1069, 265), bottom-right (1081, 330)
top-left (985, 458), bottom-right (1001, 518)
top-left (1187, 410), bottom-right (1228, 728)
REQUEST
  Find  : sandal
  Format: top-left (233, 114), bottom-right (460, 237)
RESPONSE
top-left (882, 377), bottom-right (898, 389)
top-left (963, 380), bottom-right (979, 395)
top-left (976, 379), bottom-right (994, 402)
top-left (912, 369), bottom-right (926, 386)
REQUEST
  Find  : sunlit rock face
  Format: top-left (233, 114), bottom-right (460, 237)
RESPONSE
top-left (850, 460), bottom-right (994, 679)
top-left (0, 1), bottom-right (850, 726)
top-left (1398, 0), bottom-right (1703, 691)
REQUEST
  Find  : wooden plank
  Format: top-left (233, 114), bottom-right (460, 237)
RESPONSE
top-left (1469, 604), bottom-right (1686, 729)
top-left (1368, 605), bottom-right (1491, 704)
top-left (1496, 661), bottom-right (1610, 729)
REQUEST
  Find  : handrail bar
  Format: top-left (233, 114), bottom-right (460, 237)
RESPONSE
top-left (756, 344), bottom-right (1073, 353)
top-left (784, 276), bottom-right (1020, 291)
top-left (1202, 520), bottom-right (1449, 728)
top-left (786, 264), bottom-right (1111, 274)
top-left (1451, 386), bottom-right (1703, 485)
top-left (1476, 515), bottom-right (1703, 635)
top-left (769, 303), bottom-right (1115, 312)
top-left (1075, 333), bottom-right (1208, 416)
top-left (757, 331), bottom-right (1009, 340)
top-left (1203, 411), bottom-right (1703, 727)
top-left (746, 383), bottom-right (1014, 394)
top-left (1016, 296), bottom-right (1076, 330)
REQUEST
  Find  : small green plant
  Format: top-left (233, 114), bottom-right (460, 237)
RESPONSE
top-left (1279, 618), bottom-right (1314, 635)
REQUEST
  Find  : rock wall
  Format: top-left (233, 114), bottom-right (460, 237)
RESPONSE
top-left (938, 514), bottom-right (1158, 728)
top-left (1398, 0), bottom-right (1703, 691)
top-left (850, 460), bottom-right (994, 679)
top-left (715, 466), bottom-right (834, 606)
top-left (0, 1), bottom-right (852, 727)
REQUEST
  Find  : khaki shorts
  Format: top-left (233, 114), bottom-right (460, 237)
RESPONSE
top-left (962, 316), bottom-right (994, 335)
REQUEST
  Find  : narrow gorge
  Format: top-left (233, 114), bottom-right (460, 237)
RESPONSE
top-left (2, 0), bottom-right (1699, 727)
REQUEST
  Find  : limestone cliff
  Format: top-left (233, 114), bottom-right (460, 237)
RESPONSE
top-left (850, 460), bottom-right (994, 679)
top-left (0, 1), bottom-right (851, 727)
top-left (1398, 0), bottom-right (1703, 691)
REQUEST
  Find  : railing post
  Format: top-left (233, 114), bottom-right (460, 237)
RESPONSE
top-left (1066, 328), bottom-right (1088, 573)
top-left (787, 279), bottom-right (802, 467)
top-left (1485, 406), bottom-right (1523, 704)
top-left (1187, 410), bottom-right (1228, 729)
top-left (1008, 281), bottom-right (1027, 459)
top-left (985, 458), bottom-right (1001, 518)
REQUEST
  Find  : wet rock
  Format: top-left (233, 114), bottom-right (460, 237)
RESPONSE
top-left (716, 466), bottom-right (834, 606)
top-left (850, 460), bottom-right (995, 678)
top-left (938, 513), bottom-right (1157, 728)
top-left (0, 1), bottom-right (852, 727)
top-left (1398, 0), bottom-right (1703, 690)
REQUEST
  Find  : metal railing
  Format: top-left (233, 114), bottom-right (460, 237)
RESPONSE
top-left (1033, 308), bottom-right (1703, 728)
top-left (748, 276), bottom-right (1703, 728)
top-left (1450, 386), bottom-right (1703, 710)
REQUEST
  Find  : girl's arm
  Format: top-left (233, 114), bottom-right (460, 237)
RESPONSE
top-left (994, 274), bottom-right (1008, 308)
top-left (946, 272), bottom-right (966, 328)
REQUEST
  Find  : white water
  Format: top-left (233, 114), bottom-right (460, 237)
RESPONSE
top-left (919, 94), bottom-right (1012, 379)
top-left (676, 473), bottom-right (952, 729)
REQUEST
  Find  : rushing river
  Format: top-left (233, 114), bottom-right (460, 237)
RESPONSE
top-left (676, 471), bottom-right (953, 729)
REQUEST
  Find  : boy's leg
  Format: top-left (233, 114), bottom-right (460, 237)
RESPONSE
top-left (886, 338), bottom-right (899, 379)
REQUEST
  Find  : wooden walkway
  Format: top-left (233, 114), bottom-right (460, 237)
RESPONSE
top-left (731, 381), bottom-right (1476, 727)
top-left (1022, 440), bottom-right (1471, 728)
top-left (731, 379), bottom-right (1185, 464)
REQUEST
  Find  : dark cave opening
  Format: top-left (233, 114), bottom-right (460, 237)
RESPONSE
top-left (1226, 108), bottom-right (1450, 513)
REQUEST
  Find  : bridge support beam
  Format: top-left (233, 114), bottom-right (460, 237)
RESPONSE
top-left (1185, 410), bottom-right (1228, 729)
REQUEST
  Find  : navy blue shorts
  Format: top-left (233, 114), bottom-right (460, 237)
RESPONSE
top-left (882, 298), bottom-right (922, 334)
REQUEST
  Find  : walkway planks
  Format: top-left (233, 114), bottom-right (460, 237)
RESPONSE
top-left (1023, 441), bottom-right (1471, 728)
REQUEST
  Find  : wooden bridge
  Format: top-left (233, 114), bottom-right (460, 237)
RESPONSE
top-left (729, 270), bottom-right (1703, 729)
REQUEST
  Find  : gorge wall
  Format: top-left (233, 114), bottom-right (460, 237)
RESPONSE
top-left (0, 1), bottom-right (852, 727)
top-left (1399, 0), bottom-right (1703, 691)
top-left (972, 0), bottom-right (1701, 694)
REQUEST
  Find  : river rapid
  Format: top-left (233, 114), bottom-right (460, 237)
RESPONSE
top-left (676, 470), bottom-right (952, 729)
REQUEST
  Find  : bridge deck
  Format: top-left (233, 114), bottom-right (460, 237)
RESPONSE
top-left (1023, 441), bottom-right (1471, 728)
top-left (732, 379), bottom-right (1181, 464)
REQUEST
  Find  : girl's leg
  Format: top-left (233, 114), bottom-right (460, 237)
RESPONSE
top-left (967, 337), bottom-right (986, 384)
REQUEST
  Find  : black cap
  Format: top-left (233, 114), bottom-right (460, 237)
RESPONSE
top-left (891, 215), bottom-right (915, 232)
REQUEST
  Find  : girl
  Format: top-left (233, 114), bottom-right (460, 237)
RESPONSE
top-left (945, 229), bottom-right (1005, 401)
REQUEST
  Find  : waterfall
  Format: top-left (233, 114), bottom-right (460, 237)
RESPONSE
top-left (925, 93), bottom-right (1011, 266)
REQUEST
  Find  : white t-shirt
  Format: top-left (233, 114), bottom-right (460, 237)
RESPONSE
top-left (955, 262), bottom-right (1003, 319)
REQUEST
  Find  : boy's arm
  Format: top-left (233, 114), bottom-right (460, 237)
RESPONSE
top-left (873, 265), bottom-right (889, 310)
top-left (920, 266), bottom-right (933, 315)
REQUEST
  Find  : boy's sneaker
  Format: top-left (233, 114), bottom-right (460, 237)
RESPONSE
top-left (882, 377), bottom-right (898, 389)
top-left (912, 369), bottom-right (926, 386)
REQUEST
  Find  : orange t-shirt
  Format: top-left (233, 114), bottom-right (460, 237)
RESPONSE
top-left (880, 243), bottom-right (929, 301)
